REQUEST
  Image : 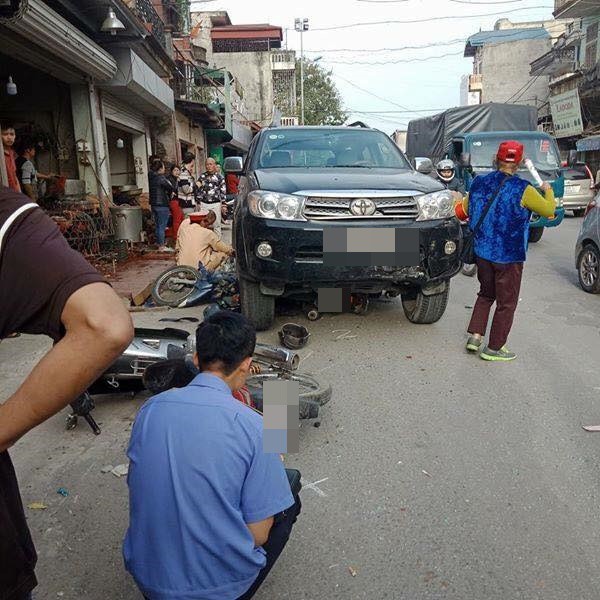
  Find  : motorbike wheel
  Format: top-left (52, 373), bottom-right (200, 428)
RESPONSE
top-left (152, 266), bottom-right (199, 307)
top-left (247, 371), bottom-right (332, 419)
top-left (461, 263), bottom-right (477, 277)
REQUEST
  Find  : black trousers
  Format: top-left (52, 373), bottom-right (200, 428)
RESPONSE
top-left (142, 494), bottom-right (301, 600)
top-left (236, 494), bottom-right (302, 600)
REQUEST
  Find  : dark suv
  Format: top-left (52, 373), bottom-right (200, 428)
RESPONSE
top-left (225, 126), bottom-right (462, 330)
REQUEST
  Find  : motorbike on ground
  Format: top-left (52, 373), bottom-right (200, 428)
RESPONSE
top-left (67, 327), bottom-right (331, 433)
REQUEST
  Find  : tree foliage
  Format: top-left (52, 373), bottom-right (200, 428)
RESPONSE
top-left (296, 60), bottom-right (347, 126)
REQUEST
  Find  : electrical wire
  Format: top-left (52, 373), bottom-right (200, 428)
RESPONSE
top-left (322, 50), bottom-right (465, 65)
top-left (310, 7), bottom-right (554, 31)
top-left (304, 39), bottom-right (466, 54)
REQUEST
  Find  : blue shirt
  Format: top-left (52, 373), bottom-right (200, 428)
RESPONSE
top-left (123, 373), bottom-right (294, 600)
top-left (469, 170), bottom-right (531, 264)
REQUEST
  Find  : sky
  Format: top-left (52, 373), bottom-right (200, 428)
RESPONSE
top-left (190, 0), bottom-right (556, 133)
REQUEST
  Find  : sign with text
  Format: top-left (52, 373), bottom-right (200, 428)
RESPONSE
top-left (550, 88), bottom-right (584, 139)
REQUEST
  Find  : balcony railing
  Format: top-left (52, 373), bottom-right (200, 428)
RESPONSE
top-left (271, 50), bottom-right (296, 71)
top-left (130, 0), bottom-right (167, 51)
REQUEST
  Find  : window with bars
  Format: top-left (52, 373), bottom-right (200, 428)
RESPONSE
top-left (272, 70), bottom-right (296, 116)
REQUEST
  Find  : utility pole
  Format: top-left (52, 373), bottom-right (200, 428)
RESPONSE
top-left (295, 17), bottom-right (309, 125)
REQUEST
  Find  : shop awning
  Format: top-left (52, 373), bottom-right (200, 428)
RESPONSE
top-left (0, 0), bottom-right (117, 82)
top-left (577, 136), bottom-right (600, 152)
top-left (98, 48), bottom-right (174, 115)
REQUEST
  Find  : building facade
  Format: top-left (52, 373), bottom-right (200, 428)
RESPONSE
top-left (464, 18), bottom-right (571, 110)
top-left (530, 1), bottom-right (600, 176)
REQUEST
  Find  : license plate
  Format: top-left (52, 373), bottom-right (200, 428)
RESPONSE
top-left (566, 184), bottom-right (581, 193)
top-left (322, 227), bottom-right (420, 267)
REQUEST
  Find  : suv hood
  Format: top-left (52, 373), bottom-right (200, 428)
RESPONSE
top-left (253, 168), bottom-right (443, 195)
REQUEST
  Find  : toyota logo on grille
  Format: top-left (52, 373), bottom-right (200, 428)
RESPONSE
top-left (350, 198), bottom-right (376, 216)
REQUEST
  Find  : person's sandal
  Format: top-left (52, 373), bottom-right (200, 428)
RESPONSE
top-left (466, 335), bottom-right (482, 353)
top-left (480, 346), bottom-right (517, 362)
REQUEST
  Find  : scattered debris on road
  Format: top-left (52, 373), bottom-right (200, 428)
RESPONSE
top-left (111, 464), bottom-right (129, 477)
top-left (348, 566), bottom-right (358, 577)
top-left (582, 425), bottom-right (600, 432)
top-left (422, 470), bottom-right (432, 477)
top-left (56, 487), bottom-right (69, 497)
top-left (100, 465), bottom-right (114, 473)
top-left (27, 502), bottom-right (47, 510)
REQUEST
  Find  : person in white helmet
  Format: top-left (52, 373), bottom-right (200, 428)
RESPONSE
top-left (434, 159), bottom-right (465, 195)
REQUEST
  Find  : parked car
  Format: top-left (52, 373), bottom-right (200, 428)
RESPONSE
top-left (225, 126), bottom-right (463, 330)
top-left (575, 193), bottom-right (600, 293)
top-left (563, 162), bottom-right (595, 217)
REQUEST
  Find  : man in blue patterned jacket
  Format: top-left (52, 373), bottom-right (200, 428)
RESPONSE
top-left (456, 140), bottom-right (556, 362)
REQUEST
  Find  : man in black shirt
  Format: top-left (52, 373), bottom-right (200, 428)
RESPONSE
top-left (0, 187), bottom-right (133, 599)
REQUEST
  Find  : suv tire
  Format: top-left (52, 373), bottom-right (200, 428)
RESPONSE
top-left (240, 278), bottom-right (275, 331)
top-left (528, 227), bottom-right (544, 243)
top-left (401, 283), bottom-right (450, 324)
top-left (573, 209), bottom-right (585, 218)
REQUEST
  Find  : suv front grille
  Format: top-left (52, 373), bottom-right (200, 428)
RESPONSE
top-left (303, 196), bottom-right (419, 220)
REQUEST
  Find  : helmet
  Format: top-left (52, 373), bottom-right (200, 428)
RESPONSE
top-left (436, 159), bottom-right (456, 182)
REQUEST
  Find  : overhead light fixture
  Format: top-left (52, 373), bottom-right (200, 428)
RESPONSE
top-left (101, 8), bottom-right (125, 36)
top-left (116, 138), bottom-right (124, 149)
top-left (6, 76), bottom-right (17, 96)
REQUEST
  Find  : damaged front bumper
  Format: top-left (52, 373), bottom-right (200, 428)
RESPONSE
top-left (235, 215), bottom-right (462, 295)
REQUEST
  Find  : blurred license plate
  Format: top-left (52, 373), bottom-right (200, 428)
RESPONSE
top-left (566, 184), bottom-right (581, 193)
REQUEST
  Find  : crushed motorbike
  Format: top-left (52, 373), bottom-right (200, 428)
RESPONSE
top-left (67, 327), bottom-right (331, 433)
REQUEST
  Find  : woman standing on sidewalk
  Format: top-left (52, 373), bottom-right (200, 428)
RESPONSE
top-left (456, 140), bottom-right (556, 362)
top-left (167, 164), bottom-right (184, 238)
top-left (148, 159), bottom-right (174, 253)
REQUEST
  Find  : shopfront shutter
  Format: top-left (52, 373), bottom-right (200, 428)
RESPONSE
top-left (101, 94), bottom-right (146, 133)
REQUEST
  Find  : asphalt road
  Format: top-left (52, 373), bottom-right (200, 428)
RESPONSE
top-left (4, 215), bottom-right (600, 600)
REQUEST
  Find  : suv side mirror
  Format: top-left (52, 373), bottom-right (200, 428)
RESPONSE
top-left (224, 156), bottom-right (244, 174)
top-left (567, 149), bottom-right (577, 168)
top-left (414, 157), bottom-right (434, 174)
top-left (458, 152), bottom-right (471, 168)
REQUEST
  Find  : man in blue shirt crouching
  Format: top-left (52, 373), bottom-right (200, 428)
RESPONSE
top-left (123, 311), bottom-right (301, 599)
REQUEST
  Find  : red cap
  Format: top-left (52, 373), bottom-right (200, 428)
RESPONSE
top-left (497, 140), bottom-right (524, 164)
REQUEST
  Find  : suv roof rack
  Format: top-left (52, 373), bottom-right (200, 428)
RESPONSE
top-left (347, 121), bottom-right (369, 128)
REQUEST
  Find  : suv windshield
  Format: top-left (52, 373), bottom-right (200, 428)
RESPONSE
top-left (255, 128), bottom-right (411, 170)
top-left (470, 135), bottom-right (561, 175)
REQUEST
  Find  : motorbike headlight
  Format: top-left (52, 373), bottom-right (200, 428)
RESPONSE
top-left (415, 190), bottom-right (454, 221)
top-left (247, 191), bottom-right (306, 221)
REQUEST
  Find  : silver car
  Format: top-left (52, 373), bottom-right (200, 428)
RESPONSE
top-left (564, 164), bottom-right (595, 216)
top-left (575, 192), bottom-right (600, 293)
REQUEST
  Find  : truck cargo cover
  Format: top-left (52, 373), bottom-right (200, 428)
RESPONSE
top-left (406, 103), bottom-right (537, 162)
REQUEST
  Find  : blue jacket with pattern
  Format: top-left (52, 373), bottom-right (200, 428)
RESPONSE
top-left (469, 170), bottom-right (531, 264)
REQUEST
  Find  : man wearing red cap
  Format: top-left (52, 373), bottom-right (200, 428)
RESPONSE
top-left (455, 140), bottom-right (556, 361)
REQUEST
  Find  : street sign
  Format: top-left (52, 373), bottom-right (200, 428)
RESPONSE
top-left (550, 88), bottom-right (584, 138)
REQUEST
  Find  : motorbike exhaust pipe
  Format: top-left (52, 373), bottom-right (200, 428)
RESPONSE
top-left (254, 343), bottom-right (300, 371)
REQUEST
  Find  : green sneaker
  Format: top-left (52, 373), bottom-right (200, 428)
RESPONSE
top-left (480, 346), bottom-right (517, 362)
top-left (466, 335), bottom-right (483, 353)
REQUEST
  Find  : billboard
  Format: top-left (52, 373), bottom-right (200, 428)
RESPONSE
top-left (550, 88), bottom-right (584, 138)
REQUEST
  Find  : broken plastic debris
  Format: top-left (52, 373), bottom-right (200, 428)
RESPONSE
top-left (348, 566), bottom-right (357, 577)
top-left (57, 487), bottom-right (69, 497)
top-left (582, 425), bottom-right (600, 432)
top-left (111, 464), bottom-right (129, 477)
top-left (422, 470), bottom-right (432, 477)
top-left (27, 502), bottom-right (47, 510)
top-left (101, 465), bottom-right (114, 473)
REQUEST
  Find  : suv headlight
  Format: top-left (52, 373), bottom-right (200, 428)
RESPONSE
top-left (415, 190), bottom-right (454, 221)
top-left (247, 191), bottom-right (306, 221)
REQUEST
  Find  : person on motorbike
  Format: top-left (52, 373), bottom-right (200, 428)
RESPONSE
top-left (176, 209), bottom-right (234, 272)
top-left (434, 159), bottom-right (465, 196)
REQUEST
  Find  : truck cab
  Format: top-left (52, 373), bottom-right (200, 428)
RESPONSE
top-left (449, 131), bottom-right (565, 243)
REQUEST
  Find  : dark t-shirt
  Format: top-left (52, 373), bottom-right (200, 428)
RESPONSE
top-left (0, 188), bottom-right (105, 599)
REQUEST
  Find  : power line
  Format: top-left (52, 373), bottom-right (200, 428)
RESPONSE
top-left (347, 108), bottom-right (450, 113)
top-left (305, 39), bottom-right (465, 54)
top-left (333, 73), bottom-right (429, 115)
top-left (311, 6), bottom-right (554, 31)
top-left (322, 50), bottom-right (465, 65)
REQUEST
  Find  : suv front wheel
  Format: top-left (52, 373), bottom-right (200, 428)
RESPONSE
top-left (240, 278), bottom-right (275, 331)
top-left (401, 283), bottom-right (450, 324)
